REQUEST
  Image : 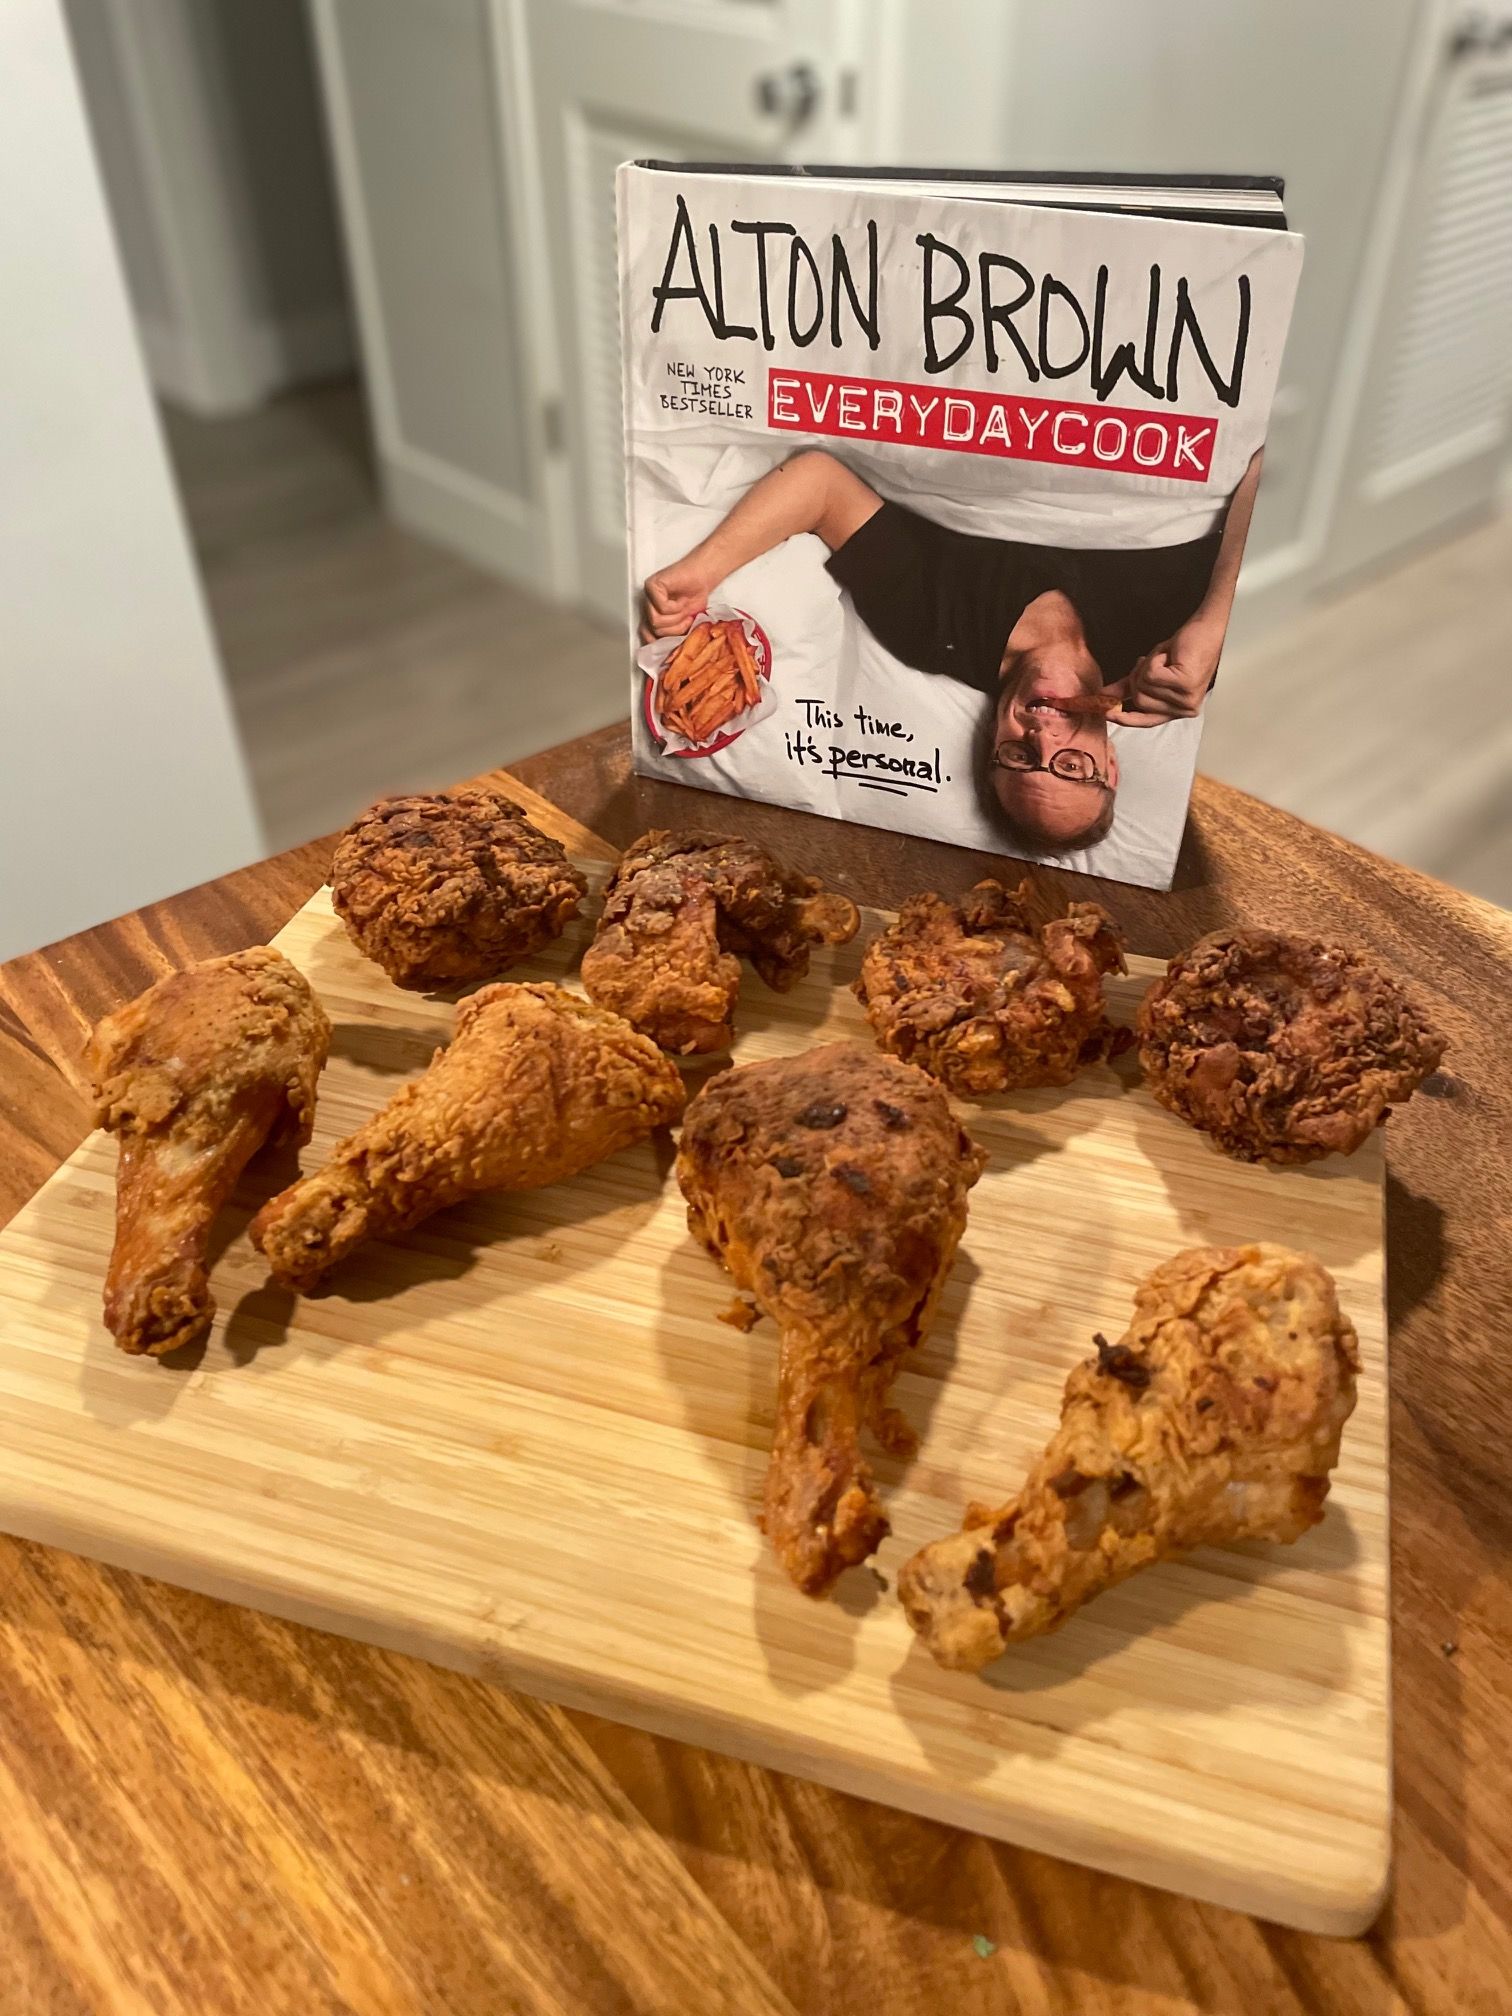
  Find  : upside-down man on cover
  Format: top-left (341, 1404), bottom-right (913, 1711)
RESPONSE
top-left (642, 446), bottom-right (1263, 856)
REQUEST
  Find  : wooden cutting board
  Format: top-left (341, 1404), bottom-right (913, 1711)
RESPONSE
top-left (0, 861), bottom-right (1388, 1936)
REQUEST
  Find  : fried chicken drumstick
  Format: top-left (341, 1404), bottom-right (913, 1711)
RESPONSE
top-left (677, 1044), bottom-right (985, 1595)
top-left (855, 878), bottom-right (1127, 1096)
top-left (899, 1244), bottom-right (1359, 1670)
top-left (88, 947), bottom-right (331, 1356)
top-left (581, 831), bottom-right (859, 1054)
top-left (251, 982), bottom-right (683, 1290)
top-left (1137, 929), bottom-right (1445, 1164)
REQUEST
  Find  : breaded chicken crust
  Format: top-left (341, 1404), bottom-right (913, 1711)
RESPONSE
top-left (677, 1042), bottom-right (985, 1595)
top-left (581, 830), bottom-right (858, 1054)
top-left (252, 982), bottom-right (683, 1289)
top-left (1137, 929), bottom-right (1444, 1163)
top-left (855, 878), bottom-right (1126, 1096)
top-left (330, 790), bottom-right (587, 990)
top-left (899, 1243), bottom-right (1360, 1670)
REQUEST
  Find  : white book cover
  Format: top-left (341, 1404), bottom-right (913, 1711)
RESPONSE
top-left (617, 164), bottom-right (1304, 889)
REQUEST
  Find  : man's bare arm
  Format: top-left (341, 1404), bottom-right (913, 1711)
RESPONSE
top-left (643, 451), bottom-right (883, 638)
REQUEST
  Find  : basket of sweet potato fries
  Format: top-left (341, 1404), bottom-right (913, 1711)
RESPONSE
top-left (639, 605), bottom-right (773, 756)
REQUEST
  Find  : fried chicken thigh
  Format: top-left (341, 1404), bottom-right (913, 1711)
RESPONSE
top-left (899, 1244), bottom-right (1359, 1670)
top-left (856, 879), bottom-right (1127, 1096)
top-left (1137, 929), bottom-right (1445, 1163)
top-left (330, 789), bottom-right (588, 990)
top-left (677, 1044), bottom-right (985, 1595)
top-left (252, 982), bottom-right (684, 1290)
top-left (88, 947), bottom-right (331, 1356)
top-left (581, 831), bottom-right (858, 1054)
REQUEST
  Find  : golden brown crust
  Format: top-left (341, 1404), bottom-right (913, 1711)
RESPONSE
top-left (87, 946), bottom-right (331, 1357)
top-left (1137, 928), bottom-right (1445, 1164)
top-left (251, 982), bottom-right (684, 1291)
top-left (676, 1043), bottom-right (985, 1596)
top-left (580, 830), bottom-right (859, 1054)
top-left (855, 879), bottom-right (1127, 1096)
top-left (329, 790), bottom-right (588, 990)
top-left (898, 1242), bottom-right (1361, 1670)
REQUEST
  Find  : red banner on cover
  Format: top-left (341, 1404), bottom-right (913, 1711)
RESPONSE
top-left (766, 368), bottom-right (1216, 483)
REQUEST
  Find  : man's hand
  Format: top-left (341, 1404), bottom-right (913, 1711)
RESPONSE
top-left (641, 558), bottom-right (714, 641)
top-left (1106, 615), bottom-right (1226, 727)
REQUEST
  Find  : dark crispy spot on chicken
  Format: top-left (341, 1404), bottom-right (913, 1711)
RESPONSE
top-left (964, 1548), bottom-right (998, 1599)
top-left (873, 1100), bottom-right (910, 1130)
top-left (835, 1164), bottom-right (872, 1196)
top-left (797, 1101), bottom-right (848, 1130)
top-left (1094, 1331), bottom-right (1151, 1390)
top-left (770, 1154), bottom-right (804, 1178)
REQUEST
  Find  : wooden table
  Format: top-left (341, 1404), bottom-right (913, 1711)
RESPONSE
top-left (3, 721), bottom-right (1509, 2016)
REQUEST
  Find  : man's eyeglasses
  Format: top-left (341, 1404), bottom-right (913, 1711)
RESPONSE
top-left (991, 742), bottom-right (1112, 791)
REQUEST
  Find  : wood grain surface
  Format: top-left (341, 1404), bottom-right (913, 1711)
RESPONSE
top-left (0, 875), bottom-right (1390, 1936)
top-left (1, 727), bottom-right (1509, 2013)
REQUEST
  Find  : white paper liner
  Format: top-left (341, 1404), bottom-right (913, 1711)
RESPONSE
top-left (638, 602), bottom-right (777, 755)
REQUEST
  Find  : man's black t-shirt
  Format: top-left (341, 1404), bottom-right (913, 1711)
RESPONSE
top-left (824, 500), bottom-right (1222, 695)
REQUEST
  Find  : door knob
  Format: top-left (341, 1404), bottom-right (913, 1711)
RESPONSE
top-left (755, 62), bottom-right (820, 133)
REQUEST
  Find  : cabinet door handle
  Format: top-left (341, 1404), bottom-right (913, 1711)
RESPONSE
top-left (755, 62), bottom-right (821, 134)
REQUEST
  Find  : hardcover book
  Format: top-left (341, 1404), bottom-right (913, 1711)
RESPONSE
top-left (617, 163), bottom-right (1303, 889)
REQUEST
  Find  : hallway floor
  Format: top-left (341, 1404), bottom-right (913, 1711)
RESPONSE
top-left (165, 383), bottom-right (623, 855)
top-left (167, 383), bottom-right (1511, 907)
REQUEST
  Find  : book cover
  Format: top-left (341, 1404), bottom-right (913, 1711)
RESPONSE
top-left (617, 163), bottom-right (1303, 889)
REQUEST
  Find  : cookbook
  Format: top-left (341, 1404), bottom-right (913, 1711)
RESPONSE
top-left (616, 163), bottom-right (1303, 890)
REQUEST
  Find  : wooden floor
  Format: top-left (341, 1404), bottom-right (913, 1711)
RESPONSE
top-left (1204, 509), bottom-right (1512, 907)
top-left (164, 385), bottom-right (623, 855)
top-left (166, 382), bottom-right (1512, 905)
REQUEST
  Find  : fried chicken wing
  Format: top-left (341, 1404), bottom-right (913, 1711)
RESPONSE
top-left (581, 831), bottom-right (859, 1054)
top-left (898, 1243), bottom-right (1359, 1670)
top-left (330, 789), bottom-right (588, 990)
top-left (1137, 929), bottom-right (1445, 1164)
top-left (677, 1043), bottom-right (985, 1595)
top-left (855, 879), bottom-right (1127, 1096)
top-left (251, 982), bottom-right (684, 1290)
top-left (88, 947), bottom-right (331, 1357)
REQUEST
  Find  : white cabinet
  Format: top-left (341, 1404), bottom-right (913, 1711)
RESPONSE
top-left (1317, 2), bottom-right (1512, 586)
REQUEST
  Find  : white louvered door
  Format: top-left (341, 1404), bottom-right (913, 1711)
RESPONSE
top-left (1323, 4), bottom-right (1512, 583)
top-left (522, 0), bottom-right (860, 624)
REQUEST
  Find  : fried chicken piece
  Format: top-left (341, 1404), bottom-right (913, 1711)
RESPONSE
top-left (251, 982), bottom-right (683, 1290)
top-left (581, 831), bottom-right (859, 1054)
top-left (899, 1243), bottom-right (1360, 1670)
top-left (87, 947), bottom-right (331, 1357)
top-left (1137, 929), bottom-right (1445, 1164)
top-left (677, 1043), bottom-right (985, 1595)
top-left (855, 879), bottom-right (1127, 1096)
top-left (330, 789), bottom-right (588, 990)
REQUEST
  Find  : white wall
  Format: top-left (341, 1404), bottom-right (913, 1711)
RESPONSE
top-left (63, 0), bottom-right (354, 415)
top-left (0, 0), bottom-right (265, 961)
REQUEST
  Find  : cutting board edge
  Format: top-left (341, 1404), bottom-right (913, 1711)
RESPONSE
top-left (0, 1477), bottom-right (1392, 1939)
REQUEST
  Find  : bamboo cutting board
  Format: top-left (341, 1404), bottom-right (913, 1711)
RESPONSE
top-left (0, 864), bottom-right (1388, 1935)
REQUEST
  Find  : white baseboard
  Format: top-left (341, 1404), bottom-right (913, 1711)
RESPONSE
top-left (140, 303), bottom-right (355, 416)
top-left (380, 448), bottom-right (547, 590)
